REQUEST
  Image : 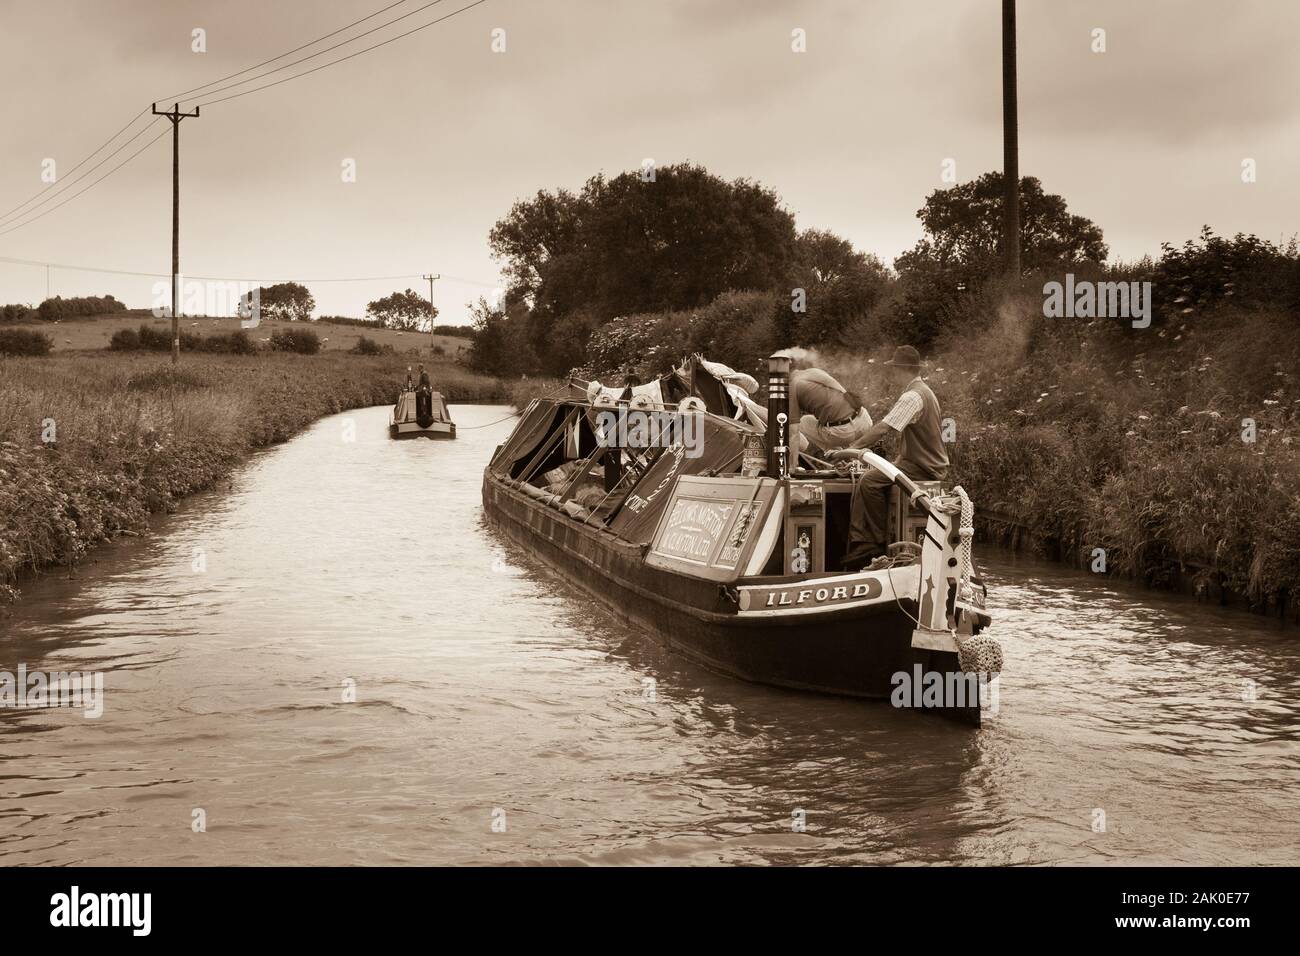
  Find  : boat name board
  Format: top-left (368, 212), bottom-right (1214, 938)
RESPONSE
top-left (737, 576), bottom-right (886, 613)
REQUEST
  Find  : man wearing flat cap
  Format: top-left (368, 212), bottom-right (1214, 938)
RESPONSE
top-left (830, 345), bottom-right (949, 570)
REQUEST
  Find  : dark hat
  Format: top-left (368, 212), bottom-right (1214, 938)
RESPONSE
top-left (884, 345), bottom-right (922, 370)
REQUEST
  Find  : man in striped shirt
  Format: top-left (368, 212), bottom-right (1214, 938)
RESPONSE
top-left (830, 345), bottom-right (949, 570)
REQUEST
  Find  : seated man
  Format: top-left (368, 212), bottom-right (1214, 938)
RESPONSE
top-left (831, 345), bottom-right (949, 570)
top-left (789, 364), bottom-right (872, 454)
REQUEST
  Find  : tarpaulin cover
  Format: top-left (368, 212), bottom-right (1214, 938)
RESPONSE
top-left (608, 414), bottom-right (750, 545)
top-left (490, 400), bottom-right (565, 476)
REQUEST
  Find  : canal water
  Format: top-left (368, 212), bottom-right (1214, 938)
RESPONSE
top-left (1, 405), bottom-right (1297, 865)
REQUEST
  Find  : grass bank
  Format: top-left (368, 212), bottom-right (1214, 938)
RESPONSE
top-left (811, 294), bottom-right (1300, 618)
top-left (501, 376), bottom-right (568, 411)
top-left (0, 352), bottom-right (505, 605)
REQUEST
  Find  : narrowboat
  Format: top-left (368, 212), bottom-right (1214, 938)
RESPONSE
top-left (481, 355), bottom-right (1001, 723)
top-left (390, 385), bottom-right (456, 439)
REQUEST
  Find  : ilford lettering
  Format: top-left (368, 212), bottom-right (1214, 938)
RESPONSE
top-left (762, 577), bottom-right (884, 608)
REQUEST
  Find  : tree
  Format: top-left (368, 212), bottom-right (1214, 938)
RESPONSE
top-left (791, 229), bottom-right (891, 344)
top-left (487, 162), bottom-right (800, 374)
top-left (890, 173), bottom-right (1107, 346)
top-left (245, 282), bottom-right (315, 322)
top-left (466, 296), bottom-right (538, 375)
top-left (487, 186), bottom-right (587, 309)
top-left (366, 288), bottom-right (436, 331)
top-left (898, 173), bottom-right (1107, 274)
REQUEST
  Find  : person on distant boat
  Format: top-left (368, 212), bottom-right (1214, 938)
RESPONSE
top-left (831, 345), bottom-right (949, 571)
top-left (418, 364), bottom-right (432, 390)
top-left (789, 363), bottom-right (872, 453)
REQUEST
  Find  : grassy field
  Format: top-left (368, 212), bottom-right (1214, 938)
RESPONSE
top-left (0, 351), bottom-right (503, 605)
top-left (23, 312), bottom-right (471, 356)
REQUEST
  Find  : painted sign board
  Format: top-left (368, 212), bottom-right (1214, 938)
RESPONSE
top-left (647, 476), bottom-right (776, 581)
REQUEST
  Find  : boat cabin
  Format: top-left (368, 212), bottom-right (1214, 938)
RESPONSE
top-left (487, 387), bottom-right (947, 581)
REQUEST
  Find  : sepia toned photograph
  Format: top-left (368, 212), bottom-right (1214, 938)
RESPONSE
top-left (0, 0), bottom-right (1295, 933)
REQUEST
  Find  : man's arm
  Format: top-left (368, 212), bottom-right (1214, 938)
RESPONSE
top-left (830, 390), bottom-right (922, 457)
top-left (850, 419), bottom-right (891, 450)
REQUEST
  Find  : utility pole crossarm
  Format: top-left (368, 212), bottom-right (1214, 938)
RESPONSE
top-left (151, 102), bottom-right (201, 120)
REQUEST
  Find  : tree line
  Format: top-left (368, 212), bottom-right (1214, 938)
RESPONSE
top-left (466, 162), bottom-right (1300, 379)
top-left (240, 283), bottom-right (439, 330)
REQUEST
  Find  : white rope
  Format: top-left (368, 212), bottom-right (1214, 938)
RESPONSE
top-left (952, 485), bottom-right (975, 590)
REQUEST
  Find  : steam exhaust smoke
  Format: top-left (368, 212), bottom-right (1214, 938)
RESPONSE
top-left (772, 346), bottom-right (825, 368)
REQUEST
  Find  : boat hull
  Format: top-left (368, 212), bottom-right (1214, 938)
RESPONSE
top-left (389, 420), bottom-right (456, 440)
top-left (482, 474), bottom-right (980, 724)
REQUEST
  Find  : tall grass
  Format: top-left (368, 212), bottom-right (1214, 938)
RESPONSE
top-left (0, 352), bottom-right (506, 603)
top-left (924, 294), bottom-right (1300, 611)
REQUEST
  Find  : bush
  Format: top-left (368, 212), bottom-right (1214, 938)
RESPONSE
top-left (584, 289), bottom-right (780, 379)
top-left (350, 335), bottom-right (390, 356)
top-left (269, 328), bottom-right (321, 354)
top-left (138, 324), bottom-right (173, 350)
top-left (109, 327), bottom-right (141, 351)
top-left (1154, 227), bottom-right (1300, 321)
top-left (1, 303), bottom-right (35, 324)
top-left (0, 328), bottom-right (53, 356)
top-left (198, 330), bottom-right (257, 354)
top-left (35, 294), bottom-right (127, 321)
top-left (111, 324), bottom-right (258, 354)
top-left (317, 315), bottom-right (380, 329)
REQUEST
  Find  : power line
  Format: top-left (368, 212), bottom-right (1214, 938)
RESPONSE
top-left (192, 0), bottom-right (488, 109)
top-left (0, 125), bottom-right (171, 238)
top-left (0, 108), bottom-right (152, 223)
top-left (0, 0), bottom-right (491, 237)
top-left (0, 0), bottom-right (420, 226)
top-left (156, 0), bottom-right (414, 104)
top-left (0, 117), bottom-right (164, 227)
top-left (0, 255), bottom-right (501, 288)
top-left (181, 0), bottom-right (453, 107)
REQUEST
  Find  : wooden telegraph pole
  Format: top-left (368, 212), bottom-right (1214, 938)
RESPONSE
top-left (1001, 0), bottom-right (1020, 278)
top-left (422, 273), bottom-right (439, 349)
top-left (152, 102), bottom-right (200, 363)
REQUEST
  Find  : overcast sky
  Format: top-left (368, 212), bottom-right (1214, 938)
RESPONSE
top-left (1, 0), bottom-right (1296, 323)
